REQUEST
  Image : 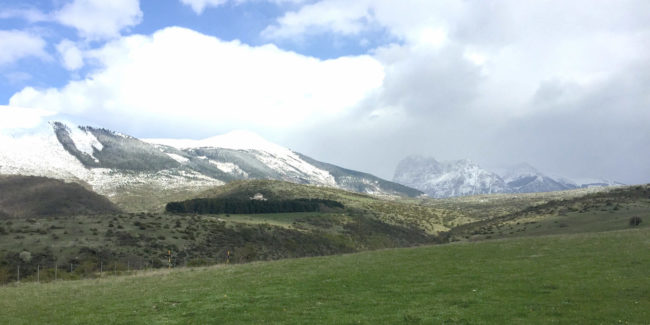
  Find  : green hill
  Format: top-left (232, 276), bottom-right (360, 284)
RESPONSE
top-left (2, 179), bottom-right (648, 288)
top-left (1, 228), bottom-right (647, 324)
top-left (0, 175), bottom-right (120, 218)
top-left (450, 184), bottom-right (650, 241)
top-left (0, 180), bottom-right (438, 284)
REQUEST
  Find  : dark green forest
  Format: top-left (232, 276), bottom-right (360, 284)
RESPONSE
top-left (166, 198), bottom-right (344, 214)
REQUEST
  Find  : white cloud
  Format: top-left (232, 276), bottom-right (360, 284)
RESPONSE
top-left (262, 0), bottom-right (374, 38)
top-left (179, 0), bottom-right (306, 14)
top-left (54, 0), bottom-right (142, 40)
top-left (0, 8), bottom-right (49, 23)
top-left (56, 39), bottom-right (84, 70)
top-left (0, 30), bottom-right (49, 66)
top-left (0, 105), bottom-right (56, 132)
top-left (268, 0), bottom-right (650, 115)
top-left (9, 27), bottom-right (384, 133)
top-left (263, 0), bottom-right (463, 46)
top-left (179, 0), bottom-right (228, 14)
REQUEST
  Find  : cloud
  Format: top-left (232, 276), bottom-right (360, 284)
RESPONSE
top-left (491, 61), bottom-right (650, 183)
top-left (4, 1), bottom-right (650, 184)
top-left (261, 0), bottom-right (650, 184)
top-left (0, 30), bottom-right (49, 66)
top-left (262, 0), bottom-right (374, 39)
top-left (180, 0), bottom-right (306, 14)
top-left (9, 27), bottom-right (383, 136)
top-left (262, 0), bottom-right (463, 46)
top-left (0, 8), bottom-right (49, 23)
top-left (0, 105), bottom-right (56, 132)
top-left (54, 0), bottom-right (142, 40)
top-left (179, 0), bottom-right (228, 14)
top-left (56, 39), bottom-right (84, 70)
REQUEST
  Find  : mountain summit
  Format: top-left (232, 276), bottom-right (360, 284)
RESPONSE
top-left (393, 156), bottom-right (507, 198)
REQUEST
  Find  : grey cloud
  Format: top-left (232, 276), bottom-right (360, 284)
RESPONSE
top-left (488, 62), bottom-right (650, 184)
top-left (376, 45), bottom-right (482, 117)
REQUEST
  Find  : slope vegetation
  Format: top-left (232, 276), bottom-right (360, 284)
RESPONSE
top-left (0, 180), bottom-right (437, 284)
top-left (450, 184), bottom-right (650, 240)
top-left (0, 175), bottom-right (120, 218)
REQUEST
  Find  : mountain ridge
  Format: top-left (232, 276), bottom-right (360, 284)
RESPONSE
top-left (0, 121), bottom-right (422, 211)
top-left (393, 155), bottom-right (623, 198)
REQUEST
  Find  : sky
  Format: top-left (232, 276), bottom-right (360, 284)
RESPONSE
top-left (0, 0), bottom-right (649, 185)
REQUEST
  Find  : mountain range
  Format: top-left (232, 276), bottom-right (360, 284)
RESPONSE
top-left (393, 156), bottom-right (623, 198)
top-left (0, 121), bottom-right (421, 211)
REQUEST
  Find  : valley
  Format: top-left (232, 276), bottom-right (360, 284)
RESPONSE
top-left (1, 122), bottom-right (647, 324)
top-left (1, 176), bottom-right (647, 287)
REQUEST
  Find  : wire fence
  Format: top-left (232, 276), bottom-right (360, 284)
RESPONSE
top-left (1, 253), bottom-right (231, 286)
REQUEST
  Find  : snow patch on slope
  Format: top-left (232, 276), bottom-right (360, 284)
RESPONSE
top-left (68, 126), bottom-right (103, 162)
top-left (0, 127), bottom-right (90, 180)
top-left (166, 153), bottom-right (189, 163)
top-left (85, 168), bottom-right (224, 197)
top-left (145, 130), bottom-right (337, 186)
top-left (209, 161), bottom-right (248, 177)
top-left (145, 130), bottom-right (287, 155)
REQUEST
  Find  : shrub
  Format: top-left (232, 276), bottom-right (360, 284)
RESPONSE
top-left (19, 251), bottom-right (32, 263)
top-left (629, 216), bottom-right (642, 226)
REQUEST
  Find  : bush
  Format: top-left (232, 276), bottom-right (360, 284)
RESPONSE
top-left (19, 251), bottom-right (32, 263)
top-left (629, 216), bottom-right (642, 226)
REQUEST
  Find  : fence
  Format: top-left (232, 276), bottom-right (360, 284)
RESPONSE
top-left (0, 253), bottom-right (225, 285)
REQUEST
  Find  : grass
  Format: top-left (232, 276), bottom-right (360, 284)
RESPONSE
top-left (454, 185), bottom-right (650, 241)
top-left (1, 228), bottom-right (648, 324)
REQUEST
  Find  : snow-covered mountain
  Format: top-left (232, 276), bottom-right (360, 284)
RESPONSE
top-left (393, 156), bottom-right (507, 198)
top-left (0, 121), bottom-right (422, 206)
top-left (393, 156), bottom-right (622, 198)
top-left (496, 162), bottom-right (574, 193)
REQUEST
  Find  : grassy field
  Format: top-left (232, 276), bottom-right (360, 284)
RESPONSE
top-left (1, 228), bottom-right (648, 324)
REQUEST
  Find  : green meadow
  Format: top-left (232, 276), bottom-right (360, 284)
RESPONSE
top-left (2, 228), bottom-right (648, 324)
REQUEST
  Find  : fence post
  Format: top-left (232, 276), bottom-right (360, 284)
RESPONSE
top-left (17, 265), bottom-right (20, 283)
top-left (55, 264), bottom-right (58, 281)
top-left (37, 264), bottom-right (40, 283)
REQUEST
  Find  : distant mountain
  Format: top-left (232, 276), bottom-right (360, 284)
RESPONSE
top-left (569, 178), bottom-right (626, 188)
top-left (496, 162), bottom-right (574, 193)
top-left (0, 121), bottom-right (421, 211)
top-left (0, 175), bottom-right (120, 218)
top-left (393, 155), bottom-right (622, 198)
top-left (393, 156), bottom-right (507, 198)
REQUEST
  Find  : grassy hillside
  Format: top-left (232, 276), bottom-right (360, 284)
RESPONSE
top-left (1, 228), bottom-right (647, 324)
top-left (193, 180), bottom-right (482, 233)
top-left (450, 184), bottom-right (650, 241)
top-left (0, 175), bottom-right (120, 218)
top-left (0, 210), bottom-right (434, 284)
top-left (3, 179), bottom-right (648, 285)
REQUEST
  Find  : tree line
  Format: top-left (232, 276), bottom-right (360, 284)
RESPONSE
top-left (166, 198), bottom-right (344, 214)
